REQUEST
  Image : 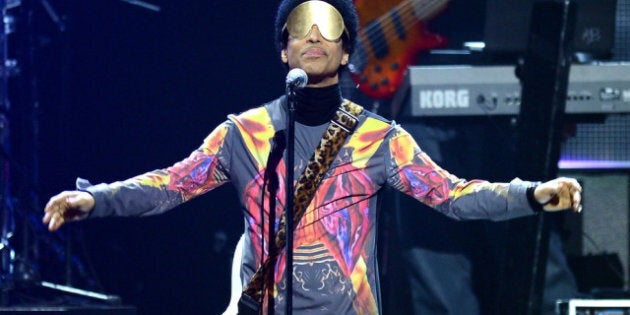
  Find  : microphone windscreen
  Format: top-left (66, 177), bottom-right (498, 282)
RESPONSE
top-left (286, 68), bottom-right (308, 89)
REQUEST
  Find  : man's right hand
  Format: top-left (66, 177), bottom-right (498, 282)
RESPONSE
top-left (43, 191), bottom-right (95, 231)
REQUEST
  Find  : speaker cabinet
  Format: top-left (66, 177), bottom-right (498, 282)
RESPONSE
top-left (560, 170), bottom-right (630, 292)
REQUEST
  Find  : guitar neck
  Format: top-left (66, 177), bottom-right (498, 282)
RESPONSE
top-left (364, 0), bottom-right (448, 41)
top-left (408, 0), bottom-right (450, 21)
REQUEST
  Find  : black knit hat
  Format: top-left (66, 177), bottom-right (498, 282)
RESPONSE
top-left (274, 0), bottom-right (358, 55)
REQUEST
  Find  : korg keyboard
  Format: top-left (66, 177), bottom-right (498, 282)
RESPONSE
top-left (408, 63), bottom-right (630, 117)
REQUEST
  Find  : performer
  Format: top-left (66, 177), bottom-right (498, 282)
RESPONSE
top-left (43, 0), bottom-right (582, 314)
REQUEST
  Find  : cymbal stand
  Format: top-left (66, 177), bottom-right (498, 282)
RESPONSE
top-left (1, 0), bottom-right (17, 306)
top-left (1, 0), bottom-right (164, 307)
top-left (119, 0), bottom-right (161, 12)
top-left (0, 0), bottom-right (123, 306)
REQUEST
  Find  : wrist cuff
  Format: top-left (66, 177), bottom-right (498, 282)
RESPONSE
top-left (526, 185), bottom-right (544, 212)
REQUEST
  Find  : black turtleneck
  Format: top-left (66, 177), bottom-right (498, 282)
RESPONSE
top-left (293, 83), bottom-right (343, 126)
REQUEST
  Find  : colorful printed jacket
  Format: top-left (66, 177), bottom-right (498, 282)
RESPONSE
top-left (85, 96), bottom-right (538, 314)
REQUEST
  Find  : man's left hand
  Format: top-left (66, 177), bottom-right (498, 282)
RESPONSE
top-left (534, 177), bottom-right (582, 213)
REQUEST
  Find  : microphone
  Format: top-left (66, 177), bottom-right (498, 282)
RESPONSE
top-left (286, 68), bottom-right (308, 89)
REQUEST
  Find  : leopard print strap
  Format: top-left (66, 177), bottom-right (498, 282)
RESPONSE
top-left (242, 100), bottom-right (363, 303)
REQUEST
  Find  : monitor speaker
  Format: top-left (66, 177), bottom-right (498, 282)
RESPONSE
top-left (560, 170), bottom-right (630, 292)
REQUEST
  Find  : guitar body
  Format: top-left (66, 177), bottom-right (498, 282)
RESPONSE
top-left (350, 0), bottom-right (449, 99)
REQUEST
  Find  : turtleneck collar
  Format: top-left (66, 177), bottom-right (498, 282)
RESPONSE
top-left (293, 83), bottom-right (343, 126)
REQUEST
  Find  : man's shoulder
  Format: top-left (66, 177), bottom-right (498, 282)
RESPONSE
top-left (362, 110), bottom-right (391, 125)
top-left (348, 102), bottom-right (393, 133)
top-left (348, 100), bottom-right (391, 126)
top-left (226, 96), bottom-right (285, 135)
top-left (229, 96), bottom-right (282, 121)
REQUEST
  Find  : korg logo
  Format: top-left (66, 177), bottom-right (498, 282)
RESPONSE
top-left (420, 89), bottom-right (470, 109)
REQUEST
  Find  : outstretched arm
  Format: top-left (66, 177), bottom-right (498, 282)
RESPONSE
top-left (42, 122), bottom-right (234, 232)
top-left (385, 125), bottom-right (583, 220)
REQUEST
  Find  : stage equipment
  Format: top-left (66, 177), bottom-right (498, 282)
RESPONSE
top-left (119, 0), bottom-right (160, 12)
top-left (1, 0), bottom-right (19, 306)
top-left (1, 0), bottom-right (159, 308)
top-left (484, 0), bottom-right (617, 58)
top-left (498, 1), bottom-right (577, 314)
top-left (0, 305), bottom-right (136, 314)
top-left (560, 170), bottom-right (630, 292)
top-left (348, 0), bottom-right (449, 99)
top-left (407, 63), bottom-right (630, 117)
top-left (556, 299), bottom-right (630, 315)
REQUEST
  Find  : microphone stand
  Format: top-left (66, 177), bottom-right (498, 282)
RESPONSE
top-left (284, 84), bottom-right (295, 315)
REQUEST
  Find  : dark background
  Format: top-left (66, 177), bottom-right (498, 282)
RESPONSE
top-left (3, 0), bottom-right (627, 314)
top-left (8, 2), bottom-right (286, 314)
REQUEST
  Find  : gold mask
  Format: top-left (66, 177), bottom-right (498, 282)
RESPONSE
top-left (284, 1), bottom-right (348, 42)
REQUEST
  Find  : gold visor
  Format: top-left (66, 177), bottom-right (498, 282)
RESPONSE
top-left (284, 1), bottom-right (348, 42)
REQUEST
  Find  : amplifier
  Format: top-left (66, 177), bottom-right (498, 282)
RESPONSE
top-left (408, 63), bottom-right (630, 117)
top-left (556, 299), bottom-right (630, 315)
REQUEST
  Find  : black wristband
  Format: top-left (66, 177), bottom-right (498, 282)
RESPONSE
top-left (526, 186), bottom-right (545, 212)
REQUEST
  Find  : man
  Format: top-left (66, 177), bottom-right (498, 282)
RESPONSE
top-left (43, 0), bottom-right (582, 314)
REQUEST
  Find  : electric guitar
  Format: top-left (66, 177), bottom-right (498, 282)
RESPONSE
top-left (349, 0), bottom-right (450, 99)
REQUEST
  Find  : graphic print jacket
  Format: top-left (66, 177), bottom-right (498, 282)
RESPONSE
top-left (85, 95), bottom-right (538, 314)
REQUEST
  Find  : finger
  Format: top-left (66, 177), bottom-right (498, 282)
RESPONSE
top-left (568, 177), bottom-right (583, 192)
top-left (562, 179), bottom-right (582, 202)
top-left (43, 192), bottom-right (69, 222)
top-left (55, 213), bottom-right (65, 230)
top-left (562, 179), bottom-right (581, 212)
top-left (49, 211), bottom-right (65, 231)
top-left (48, 213), bottom-right (57, 231)
top-left (49, 212), bottom-right (58, 231)
top-left (572, 190), bottom-right (582, 213)
top-left (43, 210), bottom-right (53, 224)
top-left (43, 199), bottom-right (63, 224)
